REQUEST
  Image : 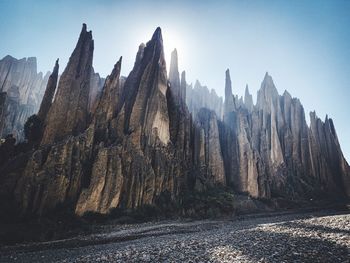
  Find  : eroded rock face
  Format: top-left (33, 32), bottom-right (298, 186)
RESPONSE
top-left (37, 59), bottom-right (59, 121)
top-left (221, 71), bottom-right (349, 199)
top-left (15, 127), bottom-right (95, 215)
top-left (89, 68), bottom-right (105, 114)
top-left (194, 108), bottom-right (225, 189)
top-left (169, 49), bottom-right (181, 104)
top-left (41, 24), bottom-right (94, 145)
top-left (76, 29), bottom-right (190, 215)
top-left (309, 112), bottom-right (350, 197)
top-left (0, 25), bottom-right (349, 218)
top-left (224, 69), bottom-right (236, 119)
top-left (186, 80), bottom-right (223, 119)
top-left (127, 28), bottom-right (170, 145)
top-left (244, 85), bottom-right (254, 112)
top-left (0, 55), bottom-right (49, 140)
top-left (92, 57), bottom-right (123, 142)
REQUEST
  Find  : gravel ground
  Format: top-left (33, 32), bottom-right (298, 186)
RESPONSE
top-left (1, 210), bottom-right (349, 262)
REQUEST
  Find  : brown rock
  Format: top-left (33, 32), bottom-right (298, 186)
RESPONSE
top-left (37, 59), bottom-right (59, 121)
top-left (194, 108), bottom-right (225, 189)
top-left (41, 24), bottom-right (94, 145)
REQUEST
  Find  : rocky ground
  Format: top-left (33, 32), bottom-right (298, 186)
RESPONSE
top-left (0, 209), bottom-right (349, 262)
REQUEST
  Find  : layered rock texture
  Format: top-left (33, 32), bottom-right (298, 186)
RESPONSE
top-left (37, 59), bottom-right (59, 121)
top-left (0, 56), bottom-right (50, 140)
top-left (0, 24), bottom-right (349, 218)
top-left (89, 68), bottom-right (105, 114)
top-left (221, 71), bottom-right (350, 199)
top-left (186, 79), bottom-right (223, 119)
top-left (40, 24), bottom-right (94, 145)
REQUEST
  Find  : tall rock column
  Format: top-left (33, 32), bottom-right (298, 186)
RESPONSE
top-left (93, 57), bottom-right (122, 142)
top-left (195, 108), bottom-right (226, 189)
top-left (244, 85), bottom-right (254, 112)
top-left (169, 49), bottom-right (181, 104)
top-left (37, 59), bottom-right (59, 121)
top-left (88, 68), bottom-right (104, 114)
top-left (41, 24), bottom-right (94, 145)
top-left (180, 71), bottom-right (187, 107)
top-left (126, 27), bottom-right (170, 146)
top-left (0, 55), bottom-right (49, 141)
top-left (223, 69), bottom-right (235, 120)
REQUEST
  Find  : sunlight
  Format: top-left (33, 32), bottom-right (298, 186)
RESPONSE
top-left (133, 26), bottom-right (187, 73)
top-left (162, 28), bottom-right (186, 72)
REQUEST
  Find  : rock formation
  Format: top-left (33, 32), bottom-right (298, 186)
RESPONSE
top-left (224, 69), bottom-right (236, 118)
top-left (221, 72), bottom-right (350, 199)
top-left (89, 68), bottom-right (105, 114)
top-left (186, 80), bottom-right (223, 119)
top-left (194, 108), bottom-right (225, 189)
top-left (169, 49), bottom-right (181, 104)
top-left (0, 55), bottom-right (49, 140)
top-left (0, 24), bottom-right (349, 219)
top-left (126, 27), bottom-right (170, 145)
top-left (41, 23), bottom-right (94, 145)
top-left (244, 85), bottom-right (254, 112)
top-left (37, 59), bottom-right (59, 121)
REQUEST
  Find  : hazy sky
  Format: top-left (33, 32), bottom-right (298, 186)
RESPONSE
top-left (0, 0), bottom-right (349, 161)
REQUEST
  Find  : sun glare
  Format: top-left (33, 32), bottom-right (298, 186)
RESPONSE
top-left (135, 26), bottom-right (187, 73)
top-left (162, 29), bottom-right (185, 71)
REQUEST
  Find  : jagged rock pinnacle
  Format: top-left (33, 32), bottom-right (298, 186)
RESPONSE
top-left (151, 27), bottom-right (163, 42)
top-left (244, 84), bottom-right (254, 112)
top-left (180, 70), bottom-right (186, 104)
top-left (169, 48), bottom-right (180, 103)
top-left (37, 58), bottom-right (59, 122)
top-left (224, 69), bottom-right (235, 118)
top-left (41, 23), bottom-right (94, 145)
top-left (225, 69), bottom-right (232, 96)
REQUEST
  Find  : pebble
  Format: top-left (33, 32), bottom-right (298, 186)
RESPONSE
top-left (0, 212), bottom-right (349, 262)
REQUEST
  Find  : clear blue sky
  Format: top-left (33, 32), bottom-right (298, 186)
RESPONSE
top-left (0, 0), bottom-right (349, 162)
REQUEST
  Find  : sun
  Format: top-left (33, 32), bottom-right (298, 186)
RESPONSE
top-left (161, 28), bottom-right (186, 71)
top-left (134, 26), bottom-right (187, 73)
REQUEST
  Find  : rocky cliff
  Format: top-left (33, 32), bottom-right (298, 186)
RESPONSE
top-left (89, 68), bottom-right (105, 114)
top-left (3, 26), bottom-right (194, 216)
top-left (37, 59), bottom-right (59, 122)
top-left (221, 71), bottom-right (350, 199)
top-left (0, 56), bottom-right (49, 140)
top-left (40, 23), bottom-right (94, 145)
top-left (186, 79), bottom-right (223, 119)
top-left (0, 24), bottom-right (349, 218)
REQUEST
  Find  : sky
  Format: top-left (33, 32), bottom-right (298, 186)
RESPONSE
top-left (0, 0), bottom-right (349, 162)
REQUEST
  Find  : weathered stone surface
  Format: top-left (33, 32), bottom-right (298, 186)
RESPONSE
top-left (169, 49), bottom-right (181, 104)
top-left (180, 71), bottom-right (187, 108)
top-left (126, 27), bottom-right (170, 146)
top-left (15, 127), bottom-right (95, 215)
top-left (41, 23), bottom-right (94, 145)
top-left (0, 56), bottom-right (49, 106)
top-left (0, 55), bottom-right (49, 140)
top-left (186, 80), bottom-right (223, 118)
top-left (244, 85), bottom-right (254, 112)
top-left (92, 57), bottom-right (122, 143)
top-left (194, 108), bottom-right (225, 189)
top-left (309, 112), bottom-right (350, 197)
top-left (0, 26), bottom-right (349, 219)
top-left (223, 69), bottom-right (235, 120)
top-left (221, 71), bottom-right (349, 199)
top-left (37, 59), bottom-right (59, 121)
top-left (89, 68), bottom-right (105, 114)
top-left (76, 27), bottom-right (191, 215)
